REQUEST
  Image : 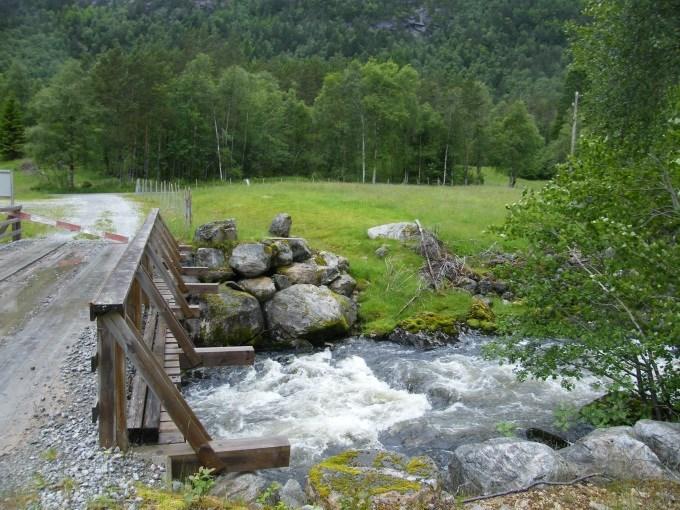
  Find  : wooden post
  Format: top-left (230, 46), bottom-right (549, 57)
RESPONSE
top-left (101, 312), bottom-right (225, 472)
top-left (114, 342), bottom-right (129, 450)
top-left (97, 323), bottom-right (115, 447)
top-left (571, 91), bottom-right (579, 156)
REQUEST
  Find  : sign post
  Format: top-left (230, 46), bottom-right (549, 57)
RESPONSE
top-left (0, 170), bottom-right (14, 206)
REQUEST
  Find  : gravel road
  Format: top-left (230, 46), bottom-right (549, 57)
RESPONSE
top-left (0, 194), bottom-right (164, 507)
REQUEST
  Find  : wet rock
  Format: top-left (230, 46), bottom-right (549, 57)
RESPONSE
top-left (280, 478), bottom-right (307, 508)
top-left (211, 472), bottom-right (268, 503)
top-left (277, 262), bottom-right (322, 285)
top-left (633, 419), bottom-right (680, 470)
top-left (229, 243), bottom-right (272, 277)
top-left (194, 219), bottom-right (237, 243)
top-left (272, 273), bottom-right (292, 291)
top-left (375, 245), bottom-right (390, 258)
top-left (195, 247), bottom-right (225, 268)
top-left (449, 438), bottom-right (572, 495)
top-left (388, 328), bottom-right (456, 350)
top-left (367, 222), bottom-right (419, 241)
top-left (269, 212), bottom-right (292, 237)
top-left (524, 428), bottom-right (570, 449)
top-left (201, 287), bottom-right (264, 345)
top-left (559, 426), bottom-right (668, 480)
top-left (328, 274), bottom-right (357, 297)
top-left (289, 238), bottom-right (313, 262)
top-left (264, 284), bottom-right (356, 345)
top-left (239, 276), bottom-right (277, 302)
top-left (307, 450), bottom-right (441, 510)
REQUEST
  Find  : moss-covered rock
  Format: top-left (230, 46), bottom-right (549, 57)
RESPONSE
top-left (466, 298), bottom-right (497, 333)
top-left (200, 287), bottom-right (264, 346)
top-left (306, 449), bottom-right (441, 510)
top-left (398, 312), bottom-right (458, 336)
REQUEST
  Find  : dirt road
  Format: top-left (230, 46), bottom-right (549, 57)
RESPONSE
top-left (0, 194), bottom-right (140, 456)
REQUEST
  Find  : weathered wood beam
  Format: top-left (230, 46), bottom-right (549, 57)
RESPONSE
top-left (101, 312), bottom-right (225, 472)
top-left (0, 228), bottom-right (21, 241)
top-left (196, 347), bottom-right (255, 367)
top-left (97, 324), bottom-right (115, 448)
top-left (148, 436), bottom-right (290, 479)
top-left (180, 266), bottom-right (210, 276)
top-left (185, 282), bottom-right (219, 295)
top-left (171, 304), bottom-right (201, 319)
top-left (145, 234), bottom-right (193, 318)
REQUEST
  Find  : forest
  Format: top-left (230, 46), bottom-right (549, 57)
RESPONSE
top-left (0, 0), bottom-right (579, 188)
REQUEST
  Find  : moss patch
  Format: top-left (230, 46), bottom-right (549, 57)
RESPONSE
top-left (466, 298), bottom-right (498, 332)
top-left (398, 312), bottom-right (458, 335)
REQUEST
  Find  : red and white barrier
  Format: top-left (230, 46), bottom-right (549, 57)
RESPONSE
top-left (14, 211), bottom-right (128, 243)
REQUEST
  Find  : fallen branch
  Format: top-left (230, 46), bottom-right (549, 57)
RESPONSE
top-left (461, 473), bottom-right (606, 504)
top-left (415, 219), bottom-right (437, 290)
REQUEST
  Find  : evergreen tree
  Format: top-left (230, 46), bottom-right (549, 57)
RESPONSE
top-left (0, 95), bottom-right (25, 160)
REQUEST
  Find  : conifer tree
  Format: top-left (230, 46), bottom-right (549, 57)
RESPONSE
top-left (0, 96), bottom-right (25, 160)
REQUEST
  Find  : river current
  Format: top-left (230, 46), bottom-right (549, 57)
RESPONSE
top-left (184, 333), bottom-right (602, 482)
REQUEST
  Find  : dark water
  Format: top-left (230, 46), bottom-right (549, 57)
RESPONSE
top-left (184, 334), bottom-right (601, 482)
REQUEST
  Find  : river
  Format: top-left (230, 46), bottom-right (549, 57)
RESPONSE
top-left (185, 333), bottom-right (602, 483)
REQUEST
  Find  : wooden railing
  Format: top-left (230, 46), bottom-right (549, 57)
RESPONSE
top-left (90, 209), bottom-right (289, 476)
top-left (0, 206), bottom-right (21, 242)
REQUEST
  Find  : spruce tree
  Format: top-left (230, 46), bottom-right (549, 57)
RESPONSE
top-left (0, 96), bottom-right (25, 160)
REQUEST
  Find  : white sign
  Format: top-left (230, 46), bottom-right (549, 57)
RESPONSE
top-left (0, 170), bottom-right (14, 205)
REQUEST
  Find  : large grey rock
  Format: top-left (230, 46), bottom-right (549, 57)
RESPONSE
top-left (195, 247), bottom-right (225, 268)
top-left (559, 426), bottom-right (669, 480)
top-left (288, 238), bottom-right (313, 262)
top-left (194, 219), bottom-right (237, 243)
top-left (272, 273), bottom-right (292, 291)
top-left (367, 222), bottom-right (418, 241)
top-left (229, 243), bottom-right (272, 277)
top-left (307, 450), bottom-right (441, 510)
top-left (633, 420), bottom-right (680, 471)
top-left (269, 212), bottom-right (292, 237)
top-left (277, 262), bottom-right (322, 285)
top-left (280, 479), bottom-right (307, 509)
top-left (264, 284), bottom-right (357, 345)
top-left (201, 287), bottom-right (265, 345)
top-left (449, 438), bottom-right (572, 495)
top-left (328, 274), bottom-right (357, 297)
top-left (318, 251), bottom-right (349, 272)
top-left (239, 276), bottom-right (277, 302)
top-left (210, 473), bottom-right (268, 503)
top-left (270, 240), bottom-right (294, 267)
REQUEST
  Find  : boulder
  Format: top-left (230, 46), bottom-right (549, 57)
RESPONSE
top-left (307, 450), bottom-right (441, 510)
top-left (388, 329), bottom-right (455, 350)
top-left (269, 212), bottom-right (292, 237)
top-left (289, 238), bottom-right (313, 262)
top-left (195, 247), bottom-right (225, 268)
top-left (633, 419), bottom-right (680, 470)
top-left (280, 479), bottom-right (307, 509)
top-left (264, 284), bottom-right (356, 345)
top-left (277, 262), bottom-right (322, 285)
top-left (449, 438), bottom-right (572, 495)
top-left (210, 473), bottom-right (268, 503)
top-left (200, 287), bottom-right (264, 346)
top-left (328, 274), bottom-right (356, 297)
top-left (318, 251), bottom-right (349, 272)
top-left (559, 426), bottom-right (668, 480)
top-left (194, 219), bottom-right (237, 243)
top-left (367, 222), bottom-right (418, 241)
top-left (272, 273), bottom-right (292, 291)
top-left (270, 240), bottom-right (294, 267)
top-left (375, 245), bottom-right (390, 258)
top-left (456, 276), bottom-right (478, 293)
top-left (229, 243), bottom-right (272, 277)
top-left (239, 276), bottom-right (277, 302)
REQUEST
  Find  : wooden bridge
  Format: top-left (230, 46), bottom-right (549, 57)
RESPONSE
top-left (1, 206), bottom-right (22, 242)
top-left (89, 209), bottom-right (290, 477)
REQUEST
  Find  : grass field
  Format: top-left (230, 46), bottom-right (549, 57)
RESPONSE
top-left (152, 170), bottom-right (543, 334)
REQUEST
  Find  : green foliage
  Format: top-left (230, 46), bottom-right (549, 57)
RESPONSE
top-left (184, 467), bottom-right (216, 504)
top-left (398, 312), bottom-right (458, 336)
top-left (495, 421), bottom-right (517, 437)
top-left (0, 95), bottom-right (25, 159)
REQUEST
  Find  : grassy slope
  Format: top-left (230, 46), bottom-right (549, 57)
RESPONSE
top-left (156, 169), bottom-right (542, 334)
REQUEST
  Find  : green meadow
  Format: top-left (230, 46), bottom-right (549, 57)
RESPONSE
top-left (156, 170), bottom-right (543, 334)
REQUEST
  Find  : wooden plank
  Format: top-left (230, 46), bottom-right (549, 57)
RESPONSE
top-left (0, 217), bottom-right (20, 229)
top-left (127, 312), bottom-right (158, 437)
top-left (90, 209), bottom-right (160, 319)
top-left (155, 437), bottom-right (290, 478)
top-left (180, 266), bottom-right (210, 276)
top-left (171, 304), bottom-right (200, 318)
top-left (135, 266), bottom-right (201, 367)
top-left (0, 206), bottom-right (21, 213)
top-left (185, 282), bottom-right (219, 295)
top-left (178, 244), bottom-right (193, 252)
top-left (97, 324), bottom-right (115, 448)
top-left (101, 312), bottom-right (225, 472)
top-left (114, 342), bottom-right (129, 450)
top-left (197, 347), bottom-right (255, 367)
top-left (150, 226), bottom-right (186, 290)
top-left (158, 431), bottom-right (185, 445)
top-left (146, 234), bottom-right (193, 317)
top-left (143, 316), bottom-right (167, 434)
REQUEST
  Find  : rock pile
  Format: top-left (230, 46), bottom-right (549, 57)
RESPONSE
top-left (188, 215), bottom-right (358, 349)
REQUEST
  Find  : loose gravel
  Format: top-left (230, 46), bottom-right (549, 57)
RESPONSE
top-left (0, 326), bottom-right (164, 509)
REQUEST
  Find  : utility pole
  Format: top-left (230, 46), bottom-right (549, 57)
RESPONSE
top-left (570, 91), bottom-right (580, 156)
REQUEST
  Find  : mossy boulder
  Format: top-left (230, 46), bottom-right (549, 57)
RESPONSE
top-left (307, 450), bottom-right (441, 510)
top-left (200, 287), bottom-right (264, 346)
top-left (277, 262), bottom-right (323, 285)
top-left (239, 276), bottom-right (277, 302)
top-left (264, 284), bottom-right (357, 346)
top-left (229, 243), bottom-right (272, 277)
top-left (466, 298), bottom-right (497, 333)
top-left (194, 219), bottom-right (238, 243)
top-left (389, 312), bottom-right (459, 349)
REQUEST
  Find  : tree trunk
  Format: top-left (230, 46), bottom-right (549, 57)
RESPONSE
top-left (417, 135), bottom-right (422, 185)
top-left (144, 123), bottom-right (150, 179)
top-left (361, 113), bottom-right (366, 184)
top-left (443, 143), bottom-right (448, 185)
top-left (509, 170), bottom-right (516, 187)
top-left (68, 161), bottom-right (75, 190)
top-left (213, 111), bottom-right (223, 181)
